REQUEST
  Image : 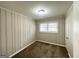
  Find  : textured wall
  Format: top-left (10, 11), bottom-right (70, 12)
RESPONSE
top-left (0, 7), bottom-right (35, 57)
top-left (36, 16), bottom-right (65, 46)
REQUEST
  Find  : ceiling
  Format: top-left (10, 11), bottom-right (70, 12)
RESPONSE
top-left (0, 1), bottom-right (73, 19)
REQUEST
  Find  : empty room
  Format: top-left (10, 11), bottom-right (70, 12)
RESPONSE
top-left (0, 1), bottom-right (79, 58)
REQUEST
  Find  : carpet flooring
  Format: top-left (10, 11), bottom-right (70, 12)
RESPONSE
top-left (12, 41), bottom-right (69, 58)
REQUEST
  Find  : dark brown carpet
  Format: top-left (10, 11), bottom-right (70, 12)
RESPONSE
top-left (12, 41), bottom-right (69, 58)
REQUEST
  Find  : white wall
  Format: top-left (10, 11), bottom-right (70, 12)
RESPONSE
top-left (0, 7), bottom-right (35, 57)
top-left (36, 16), bottom-right (65, 46)
top-left (73, 1), bottom-right (79, 58)
top-left (65, 5), bottom-right (74, 57)
top-left (65, 1), bottom-right (79, 58)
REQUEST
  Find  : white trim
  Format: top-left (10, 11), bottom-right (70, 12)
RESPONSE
top-left (66, 46), bottom-right (72, 58)
top-left (68, 52), bottom-right (72, 58)
top-left (9, 40), bottom-right (36, 58)
top-left (37, 40), bottom-right (65, 47)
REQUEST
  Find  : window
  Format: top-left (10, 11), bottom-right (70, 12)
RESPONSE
top-left (39, 22), bottom-right (58, 33)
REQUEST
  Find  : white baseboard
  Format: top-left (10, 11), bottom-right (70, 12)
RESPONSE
top-left (68, 52), bottom-right (72, 58)
top-left (9, 40), bottom-right (36, 58)
top-left (66, 47), bottom-right (72, 58)
top-left (37, 40), bottom-right (65, 47)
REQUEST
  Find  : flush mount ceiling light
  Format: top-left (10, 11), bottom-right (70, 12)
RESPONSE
top-left (32, 7), bottom-right (50, 17)
top-left (38, 9), bottom-right (45, 15)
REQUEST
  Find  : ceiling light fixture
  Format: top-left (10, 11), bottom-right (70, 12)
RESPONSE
top-left (33, 7), bottom-right (50, 17)
top-left (38, 9), bottom-right (45, 15)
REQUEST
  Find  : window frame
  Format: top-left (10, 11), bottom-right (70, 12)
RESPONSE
top-left (39, 22), bottom-right (58, 33)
